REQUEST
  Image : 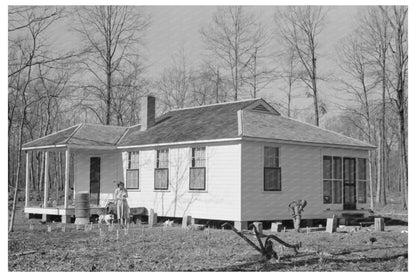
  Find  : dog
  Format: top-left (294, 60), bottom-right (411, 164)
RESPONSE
top-left (163, 219), bottom-right (174, 227)
top-left (98, 214), bottom-right (114, 225)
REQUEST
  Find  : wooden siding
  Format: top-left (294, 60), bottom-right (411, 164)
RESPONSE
top-left (241, 140), bottom-right (369, 221)
top-left (73, 150), bottom-right (123, 206)
top-left (122, 142), bottom-right (241, 221)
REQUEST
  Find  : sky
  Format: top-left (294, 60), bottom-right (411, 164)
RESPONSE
top-left (13, 5), bottom-right (365, 124)
top-left (142, 6), bottom-right (361, 123)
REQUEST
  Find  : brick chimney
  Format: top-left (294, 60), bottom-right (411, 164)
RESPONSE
top-left (140, 95), bottom-right (156, 131)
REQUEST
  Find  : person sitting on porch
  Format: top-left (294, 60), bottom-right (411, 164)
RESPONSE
top-left (114, 181), bottom-right (129, 227)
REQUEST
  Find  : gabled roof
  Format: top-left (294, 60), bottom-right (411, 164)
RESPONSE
top-left (22, 123), bottom-right (128, 149)
top-left (118, 99), bottom-right (259, 146)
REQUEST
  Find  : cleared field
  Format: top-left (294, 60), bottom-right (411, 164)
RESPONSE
top-left (8, 210), bottom-right (408, 271)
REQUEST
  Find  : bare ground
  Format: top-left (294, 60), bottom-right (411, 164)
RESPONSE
top-left (8, 207), bottom-right (408, 272)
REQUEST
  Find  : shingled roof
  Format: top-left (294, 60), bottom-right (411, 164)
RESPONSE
top-left (118, 98), bottom-right (374, 149)
top-left (22, 123), bottom-right (128, 149)
top-left (23, 98), bottom-right (375, 150)
top-left (118, 99), bottom-right (259, 146)
top-left (241, 110), bottom-right (374, 149)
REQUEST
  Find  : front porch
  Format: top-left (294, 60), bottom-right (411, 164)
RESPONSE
top-left (21, 123), bottom-right (128, 223)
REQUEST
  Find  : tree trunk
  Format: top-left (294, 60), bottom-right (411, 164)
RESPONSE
top-left (311, 54), bottom-right (319, 126)
top-left (368, 151), bottom-right (374, 210)
top-left (9, 112), bottom-right (26, 232)
top-left (399, 109), bottom-right (407, 209)
top-left (376, 123), bottom-right (382, 205)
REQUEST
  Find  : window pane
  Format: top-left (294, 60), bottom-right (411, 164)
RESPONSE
top-left (323, 180), bottom-right (332, 204)
top-left (190, 168), bottom-right (205, 190)
top-left (126, 169), bottom-right (139, 189)
top-left (333, 181), bottom-right (342, 204)
top-left (157, 149), bottom-right (169, 168)
top-left (358, 181), bottom-right (367, 203)
top-left (155, 169), bottom-right (168, 189)
top-left (264, 168), bottom-right (281, 191)
top-left (333, 157), bottom-right (342, 179)
top-left (128, 152), bottom-right (139, 169)
top-left (192, 147), bottom-right (206, 167)
top-left (344, 158), bottom-right (355, 182)
top-left (264, 147), bottom-right (278, 167)
top-left (357, 158), bottom-right (367, 180)
top-left (323, 156), bottom-right (332, 179)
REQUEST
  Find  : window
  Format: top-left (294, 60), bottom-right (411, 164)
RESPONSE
top-left (323, 156), bottom-right (342, 204)
top-left (357, 158), bottom-right (367, 203)
top-left (126, 152), bottom-right (139, 189)
top-left (264, 147), bottom-right (281, 191)
top-left (189, 147), bottom-right (206, 190)
top-left (155, 149), bottom-right (169, 190)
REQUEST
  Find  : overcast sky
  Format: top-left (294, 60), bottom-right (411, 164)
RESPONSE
top-left (26, 6), bottom-right (364, 123)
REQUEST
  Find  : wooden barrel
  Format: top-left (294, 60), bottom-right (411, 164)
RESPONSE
top-left (75, 192), bottom-right (90, 218)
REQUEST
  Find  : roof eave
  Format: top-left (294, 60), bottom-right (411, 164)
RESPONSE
top-left (241, 136), bottom-right (376, 150)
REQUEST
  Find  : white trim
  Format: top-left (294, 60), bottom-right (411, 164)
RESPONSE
top-left (117, 137), bottom-right (242, 149)
top-left (117, 136), bottom-right (373, 151)
top-left (63, 123), bottom-right (83, 144)
top-left (242, 136), bottom-right (374, 151)
top-left (22, 144), bottom-right (67, 151)
top-left (237, 110), bottom-right (243, 136)
top-left (115, 126), bottom-right (133, 145)
top-left (168, 98), bottom-right (260, 112)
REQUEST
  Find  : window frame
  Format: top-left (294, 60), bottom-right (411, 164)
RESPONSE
top-left (263, 146), bottom-right (281, 192)
top-left (154, 149), bottom-right (169, 191)
top-left (189, 147), bottom-right (207, 191)
top-left (357, 158), bottom-right (367, 204)
top-left (126, 168), bottom-right (140, 190)
top-left (323, 156), bottom-right (343, 204)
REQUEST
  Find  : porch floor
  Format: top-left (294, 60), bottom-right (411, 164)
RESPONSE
top-left (24, 205), bottom-right (105, 217)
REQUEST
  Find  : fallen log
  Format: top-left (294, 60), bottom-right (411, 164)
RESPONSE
top-left (13, 250), bottom-right (36, 256)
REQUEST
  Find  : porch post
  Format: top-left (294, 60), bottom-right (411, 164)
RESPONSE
top-left (25, 151), bottom-right (30, 208)
top-left (62, 148), bottom-right (71, 224)
top-left (64, 148), bottom-right (70, 209)
top-left (42, 151), bottom-right (49, 222)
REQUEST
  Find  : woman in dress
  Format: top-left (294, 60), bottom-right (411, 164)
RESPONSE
top-left (114, 181), bottom-right (129, 227)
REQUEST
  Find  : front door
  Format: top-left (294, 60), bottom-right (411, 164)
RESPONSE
top-left (343, 157), bottom-right (356, 210)
top-left (90, 157), bottom-right (101, 206)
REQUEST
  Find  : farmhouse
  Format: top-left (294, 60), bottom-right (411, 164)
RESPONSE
top-left (22, 96), bottom-right (375, 229)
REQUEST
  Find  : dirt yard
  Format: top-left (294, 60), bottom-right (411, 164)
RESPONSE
top-left (8, 208), bottom-right (408, 272)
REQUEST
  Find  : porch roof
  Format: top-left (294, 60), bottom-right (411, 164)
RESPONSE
top-left (22, 123), bottom-right (128, 150)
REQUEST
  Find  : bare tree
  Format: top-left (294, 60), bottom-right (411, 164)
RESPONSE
top-left (201, 6), bottom-right (266, 100)
top-left (74, 6), bottom-right (149, 125)
top-left (380, 6), bottom-right (408, 209)
top-left (336, 31), bottom-right (379, 209)
top-left (8, 6), bottom-right (68, 232)
top-left (156, 49), bottom-right (193, 111)
top-left (360, 7), bottom-right (393, 206)
top-left (275, 6), bottom-right (327, 126)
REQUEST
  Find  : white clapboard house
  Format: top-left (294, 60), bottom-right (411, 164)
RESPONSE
top-left (22, 96), bottom-right (375, 229)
